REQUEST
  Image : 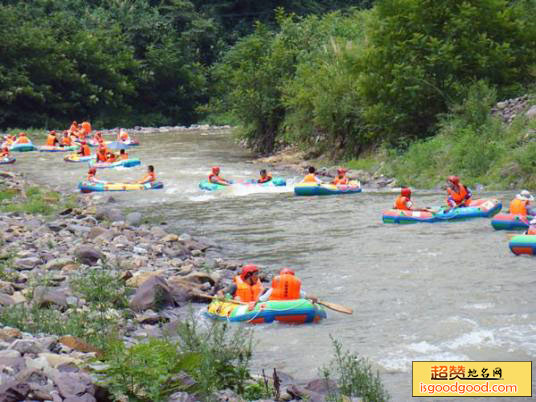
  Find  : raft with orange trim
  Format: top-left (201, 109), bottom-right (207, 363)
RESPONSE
top-left (204, 299), bottom-right (326, 324)
top-left (78, 181), bottom-right (163, 193)
top-left (491, 213), bottom-right (531, 230)
top-left (509, 235), bottom-right (536, 256)
top-left (294, 181), bottom-right (362, 196)
top-left (383, 199), bottom-right (502, 224)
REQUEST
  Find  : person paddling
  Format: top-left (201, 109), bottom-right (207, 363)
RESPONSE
top-left (78, 140), bottom-right (91, 157)
top-left (209, 166), bottom-right (231, 185)
top-left (45, 131), bottom-right (58, 146)
top-left (119, 149), bottom-right (128, 160)
top-left (258, 169), bottom-right (272, 183)
top-left (86, 167), bottom-right (98, 183)
top-left (61, 131), bottom-right (72, 146)
top-left (446, 175), bottom-right (472, 209)
top-left (331, 168), bottom-right (349, 185)
top-left (1, 146), bottom-right (10, 159)
top-left (302, 166), bottom-right (322, 184)
top-left (137, 165), bottom-right (156, 184)
top-left (217, 264), bottom-right (264, 303)
top-left (509, 190), bottom-right (536, 216)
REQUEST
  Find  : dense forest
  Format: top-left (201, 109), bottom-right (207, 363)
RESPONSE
top-left (1, 0), bottom-right (535, 177)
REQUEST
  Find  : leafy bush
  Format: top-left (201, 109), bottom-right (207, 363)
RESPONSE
top-left (321, 337), bottom-right (389, 401)
top-left (70, 267), bottom-right (128, 309)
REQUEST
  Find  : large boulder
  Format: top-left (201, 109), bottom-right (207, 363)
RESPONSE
top-left (129, 275), bottom-right (177, 312)
top-left (126, 212), bottom-right (143, 227)
top-left (74, 245), bottom-right (103, 265)
top-left (44, 258), bottom-right (74, 271)
top-left (13, 257), bottom-right (41, 270)
top-left (95, 207), bottom-right (124, 223)
top-left (33, 286), bottom-right (69, 309)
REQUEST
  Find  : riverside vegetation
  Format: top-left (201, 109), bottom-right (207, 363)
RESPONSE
top-left (0, 171), bottom-right (389, 401)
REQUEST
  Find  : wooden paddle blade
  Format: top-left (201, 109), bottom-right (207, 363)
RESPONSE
top-left (318, 300), bottom-right (353, 314)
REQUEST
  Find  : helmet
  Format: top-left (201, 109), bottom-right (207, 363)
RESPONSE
top-left (212, 166), bottom-right (220, 174)
top-left (337, 168), bottom-right (346, 175)
top-left (19, 132), bottom-right (26, 136)
top-left (89, 167), bottom-right (96, 174)
top-left (280, 267), bottom-right (295, 276)
top-left (401, 187), bottom-right (411, 197)
top-left (240, 264), bottom-right (259, 280)
top-left (447, 175), bottom-right (459, 185)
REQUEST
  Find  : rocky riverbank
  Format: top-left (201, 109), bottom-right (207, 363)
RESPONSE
top-left (0, 170), bottom-right (377, 401)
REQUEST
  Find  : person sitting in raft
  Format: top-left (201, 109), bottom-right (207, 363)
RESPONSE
top-left (78, 140), bottom-right (91, 157)
top-left (81, 121), bottom-right (92, 136)
top-left (61, 131), bottom-right (72, 146)
top-left (93, 131), bottom-right (104, 145)
top-left (217, 264), bottom-right (264, 304)
top-left (15, 132), bottom-right (31, 144)
top-left (86, 167), bottom-right (98, 183)
top-left (258, 169), bottom-right (272, 183)
top-left (69, 121), bottom-right (78, 135)
top-left (106, 152), bottom-right (116, 163)
top-left (446, 175), bottom-right (472, 208)
top-left (393, 187), bottom-right (414, 210)
top-left (45, 130), bottom-right (58, 146)
top-left (118, 128), bottom-right (130, 143)
top-left (137, 165), bottom-right (156, 184)
top-left (1, 146), bottom-right (10, 158)
top-left (257, 268), bottom-right (318, 303)
top-left (509, 190), bottom-right (536, 216)
top-left (96, 144), bottom-right (108, 162)
top-left (302, 166), bottom-right (322, 184)
top-left (119, 149), bottom-right (128, 160)
top-left (331, 168), bottom-right (349, 185)
top-left (209, 166), bottom-right (231, 185)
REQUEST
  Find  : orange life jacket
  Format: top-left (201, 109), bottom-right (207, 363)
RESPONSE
top-left (81, 122), bottom-right (91, 135)
top-left (107, 155), bottom-right (116, 163)
top-left (509, 199), bottom-right (528, 216)
top-left (447, 184), bottom-right (471, 206)
top-left (139, 172), bottom-right (156, 184)
top-left (96, 148), bottom-right (107, 162)
top-left (46, 134), bottom-right (57, 146)
top-left (62, 136), bottom-right (72, 146)
top-left (269, 274), bottom-right (301, 301)
top-left (79, 144), bottom-right (91, 156)
top-left (527, 228), bottom-right (536, 235)
top-left (120, 132), bottom-right (129, 142)
top-left (258, 174), bottom-right (272, 183)
top-left (394, 195), bottom-right (411, 211)
top-left (16, 136), bottom-right (30, 144)
top-left (119, 153), bottom-right (128, 160)
top-left (332, 176), bottom-right (349, 185)
top-left (302, 174), bottom-right (318, 183)
top-left (233, 275), bottom-right (263, 302)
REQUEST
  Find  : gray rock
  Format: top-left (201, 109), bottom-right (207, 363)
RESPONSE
top-left (305, 378), bottom-right (338, 394)
top-left (43, 257), bottom-right (74, 271)
top-left (74, 245), bottom-right (103, 265)
top-left (0, 293), bottom-right (15, 306)
top-left (13, 257), bottom-right (41, 270)
top-left (87, 227), bottom-right (107, 239)
top-left (167, 391), bottom-right (199, 402)
top-left (0, 380), bottom-right (31, 401)
top-left (10, 339), bottom-right (44, 355)
top-left (526, 105), bottom-right (536, 120)
top-left (151, 226), bottom-right (168, 238)
top-left (210, 389), bottom-right (245, 402)
top-left (67, 224), bottom-right (91, 235)
top-left (33, 286), bottom-right (69, 309)
top-left (133, 246), bottom-right (147, 255)
top-left (129, 275), bottom-right (176, 312)
top-left (95, 207), bottom-right (124, 222)
top-left (63, 394), bottom-right (97, 402)
top-left (126, 212), bottom-right (143, 227)
top-left (0, 349), bottom-right (21, 359)
top-left (178, 233), bottom-right (192, 242)
top-left (15, 367), bottom-right (49, 386)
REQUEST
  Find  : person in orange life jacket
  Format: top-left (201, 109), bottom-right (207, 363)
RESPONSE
top-left (45, 131), bottom-right (58, 146)
top-left (96, 144), bottom-right (108, 162)
top-left (217, 264), bottom-right (263, 302)
top-left (86, 167), bottom-right (98, 183)
top-left (257, 268), bottom-right (318, 303)
top-left (119, 149), bottom-right (128, 160)
top-left (106, 152), bottom-right (116, 163)
top-left (509, 190), bottom-right (536, 216)
top-left (118, 128), bottom-right (130, 143)
top-left (61, 131), bottom-right (72, 146)
top-left (137, 165), bottom-right (156, 184)
top-left (445, 175), bottom-right (472, 208)
top-left (302, 166), bottom-right (322, 184)
top-left (331, 168), bottom-right (349, 185)
top-left (93, 131), bottom-right (104, 144)
top-left (394, 187), bottom-right (414, 211)
top-left (258, 169), bottom-right (272, 183)
top-left (69, 121), bottom-right (78, 135)
top-left (78, 141), bottom-right (91, 157)
top-left (526, 217), bottom-right (536, 235)
top-left (209, 166), bottom-right (230, 185)
top-left (15, 132), bottom-right (30, 144)
top-left (1, 146), bottom-right (10, 158)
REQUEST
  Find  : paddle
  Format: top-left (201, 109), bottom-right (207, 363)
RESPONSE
top-left (196, 293), bottom-right (353, 314)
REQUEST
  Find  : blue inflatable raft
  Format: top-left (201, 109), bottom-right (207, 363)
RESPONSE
top-left (199, 177), bottom-right (286, 191)
top-left (294, 181), bottom-right (362, 196)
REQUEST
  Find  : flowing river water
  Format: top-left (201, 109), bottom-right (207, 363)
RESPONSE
top-left (7, 129), bottom-right (536, 400)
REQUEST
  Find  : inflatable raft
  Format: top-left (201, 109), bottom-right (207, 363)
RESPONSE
top-left (87, 139), bottom-right (140, 148)
top-left (64, 154), bottom-right (94, 163)
top-left (294, 181), bottom-right (362, 196)
top-left (509, 235), bottom-right (536, 256)
top-left (0, 156), bottom-right (15, 165)
top-left (89, 158), bottom-right (141, 169)
top-left (199, 177), bottom-right (287, 191)
top-left (9, 143), bottom-right (36, 152)
top-left (491, 213), bottom-right (532, 230)
top-left (383, 199), bottom-right (502, 224)
top-left (204, 299), bottom-right (326, 324)
top-left (78, 181), bottom-right (163, 193)
top-left (39, 145), bottom-right (80, 152)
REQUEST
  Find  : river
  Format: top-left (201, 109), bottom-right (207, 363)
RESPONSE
top-left (7, 129), bottom-right (536, 401)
